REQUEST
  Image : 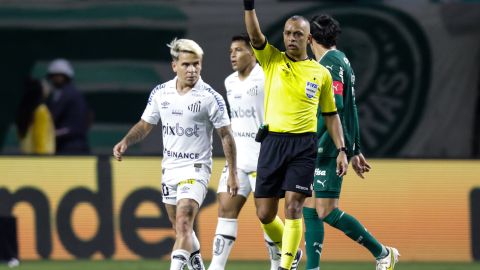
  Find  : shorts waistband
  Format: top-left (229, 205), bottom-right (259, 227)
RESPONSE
top-left (268, 131), bottom-right (316, 137)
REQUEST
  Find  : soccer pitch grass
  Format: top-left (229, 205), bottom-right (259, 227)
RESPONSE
top-left (0, 260), bottom-right (478, 270)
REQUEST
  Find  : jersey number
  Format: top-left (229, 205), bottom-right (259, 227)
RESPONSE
top-left (162, 183), bottom-right (169, 196)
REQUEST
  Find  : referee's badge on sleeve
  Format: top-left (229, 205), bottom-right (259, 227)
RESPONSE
top-left (305, 81), bottom-right (318, 98)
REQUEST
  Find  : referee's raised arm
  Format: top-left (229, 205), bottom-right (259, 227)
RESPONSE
top-left (243, 0), bottom-right (266, 48)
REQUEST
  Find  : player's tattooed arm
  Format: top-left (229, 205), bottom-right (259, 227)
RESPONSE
top-left (113, 120), bottom-right (153, 161)
top-left (123, 120), bottom-right (153, 146)
top-left (216, 125), bottom-right (239, 196)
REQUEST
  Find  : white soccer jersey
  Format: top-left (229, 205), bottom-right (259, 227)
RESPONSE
top-left (142, 77), bottom-right (230, 179)
top-left (225, 64), bottom-right (265, 172)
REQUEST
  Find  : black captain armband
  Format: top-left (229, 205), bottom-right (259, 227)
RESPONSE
top-left (244, 0), bottom-right (254, 10)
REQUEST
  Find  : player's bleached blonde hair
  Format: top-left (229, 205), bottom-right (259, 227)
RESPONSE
top-left (167, 38), bottom-right (204, 60)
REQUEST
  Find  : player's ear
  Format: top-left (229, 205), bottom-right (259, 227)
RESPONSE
top-left (307, 33), bottom-right (313, 45)
top-left (171, 60), bottom-right (177, 72)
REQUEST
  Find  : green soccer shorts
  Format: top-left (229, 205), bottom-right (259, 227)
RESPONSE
top-left (314, 157), bottom-right (343, 198)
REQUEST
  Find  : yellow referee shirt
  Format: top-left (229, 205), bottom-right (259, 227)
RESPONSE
top-left (253, 42), bottom-right (336, 133)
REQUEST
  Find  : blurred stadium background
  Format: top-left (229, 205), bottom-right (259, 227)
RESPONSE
top-left (0, 0), bottom-right (479, 269)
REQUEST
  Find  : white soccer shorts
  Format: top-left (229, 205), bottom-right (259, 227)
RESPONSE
top-left (217, 165), bottom-right (256, 198)
top-left (161, 166), bottom-right (210, 206)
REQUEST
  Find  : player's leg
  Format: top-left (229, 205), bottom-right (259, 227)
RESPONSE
top-left (278, 133), bottom-right (317, 270)
top-left (208, 194), bottom-right (246, 270)
top-left (167, 178), bottom-right (208, 270)
top-left (165, 201), bottom-right (191, 270)
top-left (255, 197), bottom-right (282, 247)
top-left (249, 172), bottom-right (281, 270)
top-left (319, 197), bottom-right (400, 269)
top-left (208, 168), bottom-right (249, 270)
top-left (303, 156), bottom-right (330, 270)
top-left (189, 230), bottom-right (205, 270)
top-left (165, 203), bottom-right (205, 270)
top-left (280, 191), bottom-right (306, 270)
top-left (163, 183), bottom-right (206, 270)
top-left (318, 198), bottom-right (390, 262)
top-left (163, 184), bottom-right (189, 270)
top-left (254, 133), bottom-right (287, 256)
top-left (303, 195), bottom-right (324, 270)
top-left (315, 158), bottom-right (397, 267)
top-left (264, 232), bottom-right (281, 270)
top-left (170, 198), bottom-right (199, 270)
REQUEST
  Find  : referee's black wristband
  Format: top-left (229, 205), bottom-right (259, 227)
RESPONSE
top-left (338, 147), bottom-right (347, 153)
top-left (244, 0), bottom-right (254, 10)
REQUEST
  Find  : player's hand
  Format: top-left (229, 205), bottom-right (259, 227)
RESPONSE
top-left (227, 173), bottom-right (239, 197)
top-left (113, 140), bottom-right (128, 161)
top-left (336, 151), bottom-right (348, 177)
top-left (351, 153), bottom-right (371, 179)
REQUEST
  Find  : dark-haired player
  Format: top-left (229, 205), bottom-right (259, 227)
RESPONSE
top-left (208, 34), bottom-right (280, 270)
top-left (304, 14), bottom-right (399, 270)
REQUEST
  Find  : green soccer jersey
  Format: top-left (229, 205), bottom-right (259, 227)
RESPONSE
top-left (317, 49), bottom-right (361, 157)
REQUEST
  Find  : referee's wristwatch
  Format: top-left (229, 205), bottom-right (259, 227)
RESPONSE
top-left (338, 147), bottom-right (347, 153)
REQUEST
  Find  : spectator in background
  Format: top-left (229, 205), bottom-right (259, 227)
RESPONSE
top-left (46, 58), bottom-right (90, 154)
top-left (15, 78), bottom-right (55, 154)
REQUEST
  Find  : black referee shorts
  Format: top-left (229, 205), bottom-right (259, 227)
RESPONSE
top-left (254, 132), bottom-right (317, 198)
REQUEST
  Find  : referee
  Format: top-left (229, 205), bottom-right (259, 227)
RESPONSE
top-left (243, 1), bottom-right (348, 270)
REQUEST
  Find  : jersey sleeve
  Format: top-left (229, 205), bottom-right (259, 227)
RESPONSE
top-left (206, 89), bottom-right (231, 129)
top-left (318, 71), bottom-right (337, 114)
top-left (141, 85), bottom-right (162, 125)
top-left (328, 59), bottom-right (345, 112)
top-left (224, 77), bottom-right (233, 117)
top-left (321, 55), bottom-right (345, 111)
top-left (251, 41), bottom-right (280, 69)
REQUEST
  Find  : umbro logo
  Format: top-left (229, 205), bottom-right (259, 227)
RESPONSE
top-left (188, 101), bottom-right (201, 112)
top-left (161, 101), bottom-right (170, 109)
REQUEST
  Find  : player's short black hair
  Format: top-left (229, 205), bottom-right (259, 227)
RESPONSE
top-left (310, 14), bottom-right (342, 48)
top-left (231, 34), bottom-right (251, 47)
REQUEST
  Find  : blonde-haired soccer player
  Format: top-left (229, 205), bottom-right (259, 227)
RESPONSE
top-left (113, 38), bottom-right (239, 270)
top-left (243, 1), bottom-right (349, 269)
